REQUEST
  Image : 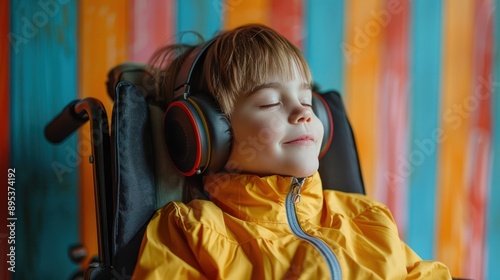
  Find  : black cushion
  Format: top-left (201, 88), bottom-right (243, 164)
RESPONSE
top-left (111, 81), bottom-right (156, 275)
top-left (318, 91), bottom-right (365, 194)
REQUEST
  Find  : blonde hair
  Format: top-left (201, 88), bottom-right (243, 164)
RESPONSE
top-left (149, 24), bottom-right (312, 117)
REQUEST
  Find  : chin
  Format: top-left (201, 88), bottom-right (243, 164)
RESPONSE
top-left (283, 162), bottom-right (319, 178)
top-left (291, 170), bottom-right (317, 178)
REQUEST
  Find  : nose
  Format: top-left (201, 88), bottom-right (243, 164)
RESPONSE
top-left (289, 105), bottom-right (312, 124)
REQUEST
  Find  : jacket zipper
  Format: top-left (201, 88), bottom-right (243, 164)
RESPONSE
top-left (285, 177), bottom-right (342, 280)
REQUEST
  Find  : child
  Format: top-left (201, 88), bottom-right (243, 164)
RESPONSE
top-left (133, 24), bottom-right (451, 279)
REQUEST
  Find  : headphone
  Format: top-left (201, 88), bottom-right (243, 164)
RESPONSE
top-left (164, 39), bottom-right (333, 176)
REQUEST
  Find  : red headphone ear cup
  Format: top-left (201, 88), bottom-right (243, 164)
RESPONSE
top-left (312, 92), bottom-right (334, 159)
top-left (164, 100), bottom-right (208, 176)
top-left (164, 95), bottom-right (232, 176)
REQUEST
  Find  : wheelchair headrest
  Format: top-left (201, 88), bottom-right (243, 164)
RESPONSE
top-left (163, 40), bottom-right (334, 176)
top-left (106, 63), bottom-right (156, 101)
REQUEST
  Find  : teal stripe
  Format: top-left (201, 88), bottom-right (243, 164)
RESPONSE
top-left (10, 0), bottom-right (78, 278)
top-left (176, 0), bottom-right (223, 44)
top-left (304, 0), bottom-right (344, 93)
top-left (406, 0), bottom-right (442, 260)
top-left (487, 1), bottom-right (500, 278)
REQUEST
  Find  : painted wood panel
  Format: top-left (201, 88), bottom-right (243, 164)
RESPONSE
top-left (9, 0), bottom-right (79, 278)
top-left (1, 0), bottom-right (10, 278)
top-left (487, 0), bottom-right (500, 276)
top-left (465, 0), bottom-right (494, 278)
top-left (270, 0), bottom-right (304, 48)
top-left (407, 0), bottom-right (442, 260)
top-left (177, 0), bottom-right (223, 42)
top-left (78, 0), bottom-right (129, 267)
top-left (129, 0), bottom-right (176, 63)
top-left (343, 0), bottom-right (385, 196)
top-left (436, 0), bottom-right (475, 276)
top-left (224, 0), bottom-right (270, 29)
top-left (304, 0), bottom-right (344, 92)
top-left (374, 0), bottom-right (410, 238)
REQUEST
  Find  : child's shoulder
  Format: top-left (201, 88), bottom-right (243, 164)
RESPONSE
top-left (157, 199), bottom-right (226, 227)
top-left (153, 199), bottom-right (281, 244)
top-left (322, 190), bottom-right (392, 220)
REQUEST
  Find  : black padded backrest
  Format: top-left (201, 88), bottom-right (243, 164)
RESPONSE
top-left (109, 65), bottom-right (184, 275)
top-left (111, 80), bottom-right (157, 275)
top-left (318, 91), bottom-right (365, 194)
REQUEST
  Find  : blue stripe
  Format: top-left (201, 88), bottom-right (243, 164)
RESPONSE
top-left (406, 0), bottom-right (442, 260)
top-left (176, 0), bottom-right (223, 44)
top-left (487, 1), bottom-right (500, 278)
top-left (10, 0), bottom-right (78, 278)
top-left (304, 0), bottom-right (344, 93)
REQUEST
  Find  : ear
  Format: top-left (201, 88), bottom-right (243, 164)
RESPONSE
top-left (312, 92), bottom-right (333, 159)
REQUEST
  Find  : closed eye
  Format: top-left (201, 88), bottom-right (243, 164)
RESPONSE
top-left (302, 103), bottom-right (313, 108)
top-left (260, 103), bottom-right (280, 109)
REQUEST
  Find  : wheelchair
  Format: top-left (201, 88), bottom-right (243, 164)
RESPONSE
top-left (45, 62), bottom-right (365, 279)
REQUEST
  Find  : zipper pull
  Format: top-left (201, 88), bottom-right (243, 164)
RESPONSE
top-left (291, 178), bottom-right (305, 204)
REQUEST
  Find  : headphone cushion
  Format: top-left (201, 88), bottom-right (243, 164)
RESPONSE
top-left (190, 95), bottom-right (232, 174)
top-left (164, 99), bottom-right (208, 176)
top-left (312, 92), bottom-right (334, 159)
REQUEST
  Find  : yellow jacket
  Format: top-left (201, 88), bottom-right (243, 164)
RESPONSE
top-left (133, 172), bottom-right (451, 279)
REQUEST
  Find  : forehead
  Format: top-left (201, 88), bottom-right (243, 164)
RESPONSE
top-left (248, 80), bottom-right (312, 96)
top-left (248, 60), bottom-right (311, 93)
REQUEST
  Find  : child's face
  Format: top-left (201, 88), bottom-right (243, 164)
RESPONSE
top-left (224, 76), bottom-right (324, 178)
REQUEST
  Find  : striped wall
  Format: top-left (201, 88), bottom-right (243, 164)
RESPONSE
top-left (487, 1), bottom-right (499, 279)
top-left (78, 0), bottom-right (129, 268)
top-left (1, 0), bottom-right (10, 279)
top-left (407, 0), bottom-right (442, 261)
top-left (9, 1), bottom-right (79, 279)
top-left (6, 1), bottom-right (498, 279)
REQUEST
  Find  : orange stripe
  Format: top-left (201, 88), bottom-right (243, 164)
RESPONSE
top-left (0, 0), bottom-right (10, 278)
top-left (343, 0), bottom-right (385, 196)
top-left (436, 0), bottom-right (475, 275)
top-left (270, 0), bottom-right (304, 48)
top-left (78, 0), bottom-right (129, 266)
top-left (224, 0), bottom-right (270, 29)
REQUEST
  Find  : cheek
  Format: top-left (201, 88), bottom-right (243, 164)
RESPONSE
top-left (235, 120), bottom-right (278, 145)
top-left (315, 118), bottom-right (325, 138)
top-left (231, 116), bottom-right (285, 151)
top-left (312, 117), bottom-right (325, 150)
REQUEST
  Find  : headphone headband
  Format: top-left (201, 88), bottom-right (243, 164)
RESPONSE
top-left (174, 38), bottom-right (217, 99)
top-left (166, 37), bottom-right (232, 176)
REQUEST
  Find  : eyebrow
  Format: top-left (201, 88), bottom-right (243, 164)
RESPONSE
top-left (248, 82), bottom-right (312, 96)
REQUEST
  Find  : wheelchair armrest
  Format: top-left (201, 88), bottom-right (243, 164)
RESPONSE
top-left (45, 100), bottom-right (88, 143)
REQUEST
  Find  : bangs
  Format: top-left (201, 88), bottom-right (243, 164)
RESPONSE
top-left (244, 46), bottom-right (312, 94)
top-left (203, 24), bottom-right (312, 117)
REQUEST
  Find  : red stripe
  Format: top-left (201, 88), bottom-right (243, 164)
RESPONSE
top-left (374, 0), bottom-right (410, 237)
top-left (129, 0), bottom-right (176, 62)
top-left (465, 0), bottom-right (493, 278)
top-left (270, 0), bottom-right (304, 48)
top-left (0, 0), bottom-right (10, 277)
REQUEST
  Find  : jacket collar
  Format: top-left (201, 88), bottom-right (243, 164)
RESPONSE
top-left (203, 171), bottom-right (324, 223)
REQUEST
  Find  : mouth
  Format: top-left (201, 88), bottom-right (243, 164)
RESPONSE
top-left (284, 135), bottom-right (315, 145)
